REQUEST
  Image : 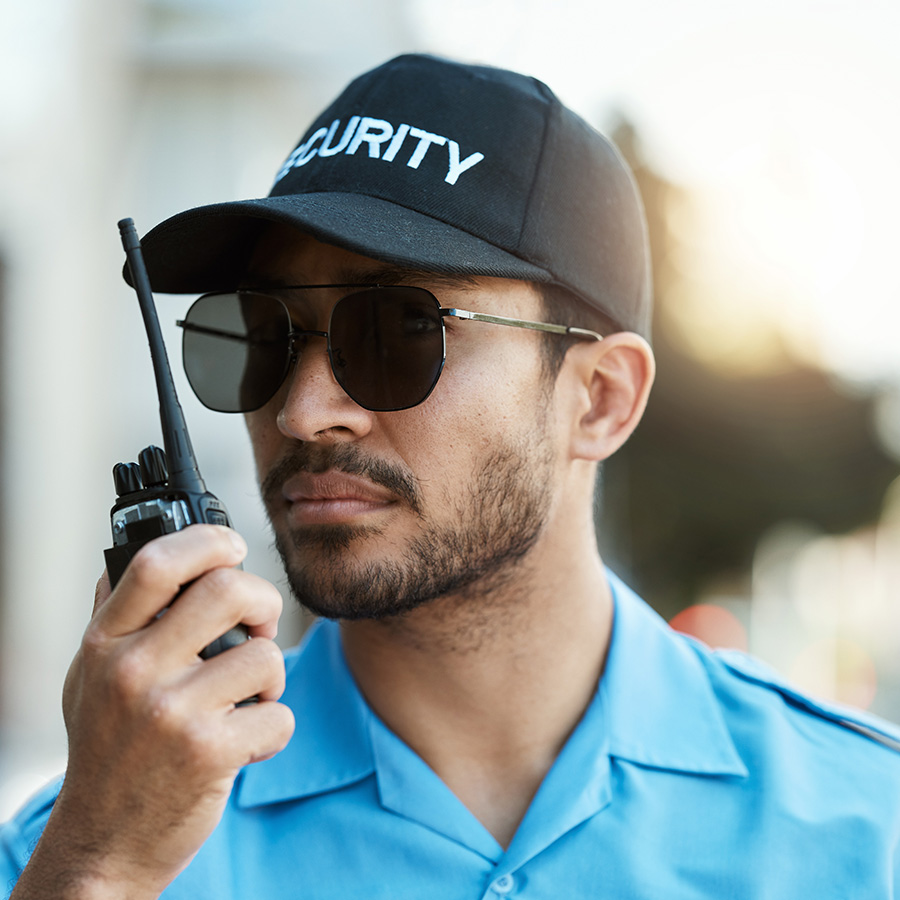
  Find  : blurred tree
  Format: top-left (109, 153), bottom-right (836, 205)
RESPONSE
top-left (599, 121), bottom-right (899, 619)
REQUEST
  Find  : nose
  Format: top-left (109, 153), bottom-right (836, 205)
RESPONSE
top-left (276, 335), bottom-right (375, 442)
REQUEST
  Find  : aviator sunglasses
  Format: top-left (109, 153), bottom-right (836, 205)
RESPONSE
top-left (177, 284), bottom-right (604, 413)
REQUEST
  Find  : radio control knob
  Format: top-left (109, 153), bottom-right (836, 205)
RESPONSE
top-left (113, 462), bottom-right (143, 496)
top-left (139, 445), bottom-right (168, 487)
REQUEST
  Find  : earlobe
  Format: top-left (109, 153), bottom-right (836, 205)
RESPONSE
top-left (567, 333), bottom-right (655, 462)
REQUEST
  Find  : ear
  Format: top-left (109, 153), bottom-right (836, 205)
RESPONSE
top-left (561, 332), bottom-right (655, 462)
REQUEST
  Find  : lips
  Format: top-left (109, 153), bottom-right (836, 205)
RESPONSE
top-left (279, 470), bottom-right (397, 525)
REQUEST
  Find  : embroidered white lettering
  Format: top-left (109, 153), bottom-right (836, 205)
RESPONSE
top-left (273, 125), bottom-right (331, 182)
top-left (406, 127), bottom-right (446, 169)
top-left (347, 117), bottom-right (394, 158)
top-left (445, 140), bottom-right (485, 185)
top-left (295, 127), bottom-right (327, 167)
top-left (273, 144), bottom-right (306, 183)
top-left (271, 114), bottom-right (485, 187)
top-left (318, 117), bottom-right (360, 157)
top-left (382, 123), bottom-right (411, 163)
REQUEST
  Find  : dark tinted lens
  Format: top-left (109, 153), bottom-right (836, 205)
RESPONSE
top-left (181, 293), bottom-right (291, 412)
top-left (329, 287), bottom-right (445, 411)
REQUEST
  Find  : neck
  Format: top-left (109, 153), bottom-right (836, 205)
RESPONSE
top-left (340, 521), bottom-right (613, 848)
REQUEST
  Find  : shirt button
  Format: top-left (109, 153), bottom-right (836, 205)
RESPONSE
top-left (492, 873), bottom-right (515, 894)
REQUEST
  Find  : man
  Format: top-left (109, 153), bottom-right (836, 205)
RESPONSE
top-left (3, 54), bottom-right (900, 899)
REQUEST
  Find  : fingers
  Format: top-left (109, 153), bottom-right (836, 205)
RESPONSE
top-left (150, 567), bottom-right (283, 663)
top-left (95, 525), bottom-right (247, 637)
top-left (225, 699), bottom-right (296, 765)
top-left (176, 635), bottom-right (287, 708)
top-left (130, 687), bottom-right (296, 776)
top-left (85, 524), bottom-right (287, 707)
top-left (52, 524), bottom-right (295, 892)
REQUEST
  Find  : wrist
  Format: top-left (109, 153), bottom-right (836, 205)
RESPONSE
top-left (11, 803), bottom-right (169, 900)
top-left (12, 865), bottom-right (162, 900)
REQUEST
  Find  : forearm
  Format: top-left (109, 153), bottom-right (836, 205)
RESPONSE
top-left (11, 863), bottom-right (157, 900)
top-left (9, 817), bottom-right (162, 900)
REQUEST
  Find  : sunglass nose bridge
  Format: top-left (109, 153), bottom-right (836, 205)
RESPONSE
top-left (286, 327), bottom-right (329, 362)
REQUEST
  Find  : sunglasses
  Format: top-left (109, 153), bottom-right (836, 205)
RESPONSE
top-left (176, 284), bottom-right (603, 413)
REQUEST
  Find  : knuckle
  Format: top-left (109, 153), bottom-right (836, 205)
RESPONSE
top-left (145, 689), bottom-right (211, 761)
top-left (201, 564), bottom-right (242, 595)
top-left (245, 703), bottom-right (295, 764)
top-left (250, 639), bottom-right (286, 697)
top-left (179, 718), bottom-right (221, 770)
top-left (268, 704), bottom-right (296, 750)
top-left (198, 569), bottom-right (281, 624)
top-left (218, 637), bottom-right (285, 701)
top-left (246, 576), bottom-right (284, 620)
top-left (80, 621), bottom-right (112, 657)
top-left (250, 637), bottom-right (285, 671)
top-left (217, 524), bottom-right (244, 550)
top-left (127, 541), bottom-right (173, 589)
top-left (136, 683), bottom-right (217, 762)
top-left (275, 703), bottom-right (296, 742)
top-left (109, 644), bottom-right (155, 701)
top-left (201, 523), bottom-right (246, 560)
top-left (261, 579), bottom-right (284, 614)
top-left (228, 635), bottom-right (280, 671)
top-left (144, 683), bottom-right (179, 726)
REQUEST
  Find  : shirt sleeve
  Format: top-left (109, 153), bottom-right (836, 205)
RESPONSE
top-left (0, 777), bottom-right (62, 899)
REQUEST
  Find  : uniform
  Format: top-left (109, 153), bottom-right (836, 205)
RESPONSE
top-left (4, 572), bottom-right (899, 899)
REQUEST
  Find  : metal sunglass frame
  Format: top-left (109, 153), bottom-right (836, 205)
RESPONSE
top-left (176, 283), bottom-right (604, 411)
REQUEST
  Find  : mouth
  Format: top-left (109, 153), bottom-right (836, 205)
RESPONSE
top-left (279, 470), bottom-right (399, 526)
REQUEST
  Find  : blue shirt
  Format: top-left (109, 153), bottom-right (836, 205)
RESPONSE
top-left (3, 573), bottom-right (900, 898)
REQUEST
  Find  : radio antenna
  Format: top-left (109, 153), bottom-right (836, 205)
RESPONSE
top-left (118, 217), bottom-right (206, 494)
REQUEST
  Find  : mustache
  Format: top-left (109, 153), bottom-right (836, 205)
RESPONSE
top-left (260, 443), bottom-right (422, 514)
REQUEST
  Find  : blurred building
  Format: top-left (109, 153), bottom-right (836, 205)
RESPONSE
top-left (0, 0), bottom-right (415, 816)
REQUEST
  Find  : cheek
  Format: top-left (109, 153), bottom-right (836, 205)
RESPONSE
top-left (374, 398), bottom-right (475, 513)
top-left (243, 406), bottom-right (281, 478)
top-left (439, 336), bottom-right (545, 434)
top-left (383, 347), bottom-right (544, 493)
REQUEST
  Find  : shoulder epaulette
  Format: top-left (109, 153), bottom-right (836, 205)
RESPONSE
top-left (714, 648), bottom-right (900, 754)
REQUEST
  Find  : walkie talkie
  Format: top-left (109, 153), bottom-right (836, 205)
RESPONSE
top-left (104, 218), bottom-right (248, 661)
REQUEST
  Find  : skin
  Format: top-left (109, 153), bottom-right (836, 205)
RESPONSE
top-left (244, 227), bottom-right (655, 845)
top-left (12, 226), bottom-right (654, 898)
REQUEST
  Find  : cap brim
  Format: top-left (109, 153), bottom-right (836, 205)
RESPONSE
top-left (131, 193), bottom-right (552, 294)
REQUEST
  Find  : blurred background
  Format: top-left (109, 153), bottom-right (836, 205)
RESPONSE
top-left (2, 0), bottom-right (900, 816)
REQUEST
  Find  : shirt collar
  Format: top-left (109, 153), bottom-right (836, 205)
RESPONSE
top-left (237, 571), bottom-right (747, 809)
top-left (602, 570), bottom-right (749, 778)
top-left (235, 619), bottom-right (375, 808)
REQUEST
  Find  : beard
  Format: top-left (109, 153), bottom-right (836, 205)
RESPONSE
top-left (260, 432), bottom-right (555, 621)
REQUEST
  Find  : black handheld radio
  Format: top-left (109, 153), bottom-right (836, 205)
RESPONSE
top-left (103, 218), bottom-right (248, 660)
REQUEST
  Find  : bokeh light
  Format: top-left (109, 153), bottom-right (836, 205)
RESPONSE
top-left (669, 604), bottom-right (748, 651)
top-left (787, 637), bottom-right (879, 710)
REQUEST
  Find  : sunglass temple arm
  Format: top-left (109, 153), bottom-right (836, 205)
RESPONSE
top-left (442, 308), bottom-right (603, 342)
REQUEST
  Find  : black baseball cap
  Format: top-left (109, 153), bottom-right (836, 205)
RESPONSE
top-left (133, 54), bottom-right (652, 336)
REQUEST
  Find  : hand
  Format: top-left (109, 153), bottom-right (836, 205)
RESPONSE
top-left (13, 525), bottom-right (295, 899)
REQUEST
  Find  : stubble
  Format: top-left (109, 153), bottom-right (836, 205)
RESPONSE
top-left (262, 434), bottom-right (555, 622)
